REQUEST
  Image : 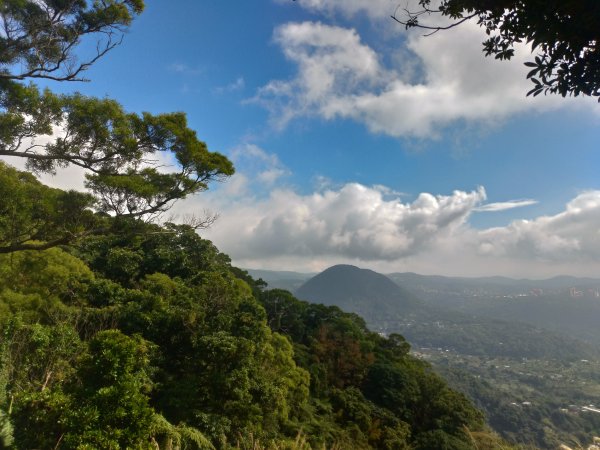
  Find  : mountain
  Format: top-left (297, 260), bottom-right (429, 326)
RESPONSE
top-left (295, 265), bottom-right (597, 360)
top-left (388, 272), bottom-right (600, 346)
top-left (294, 265), bottom-right (600, 448)
top-left (295, 264), bottom-right (421, 323)
top-left (388, 272), bottom-right (600, 302)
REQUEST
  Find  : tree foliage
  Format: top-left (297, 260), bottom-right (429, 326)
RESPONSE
top-left (0, 169), bottom-right (519, 448)
top-left (393, 0), bottom-right (600, 100)
top-left (0, 162), bottom-right (97, 253)
top-left (0, 86), bottom-right (234, 216)
top-left (0, 0), bottom-right (144, 82)
top-left (0, 0), bottom-right (234, 253)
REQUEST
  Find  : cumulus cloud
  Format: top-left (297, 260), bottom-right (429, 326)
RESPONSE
top-left (169, 183), bottom-right (600, 277)
top-left (7, 132), bottom-right (600, 277)
top-left (196, 183), bottom-right (486, 262)
top-left (477, 192), bottom-right (600, 262)
top-left (253, 22), bottom-right (386, 128)
top-left (229, 143), bottom-right (291, 189)
top-left (253, 21), bottom-right (595, 138)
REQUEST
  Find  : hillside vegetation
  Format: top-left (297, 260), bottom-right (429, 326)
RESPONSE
top-left (0, 164), bottom-right (522, 449)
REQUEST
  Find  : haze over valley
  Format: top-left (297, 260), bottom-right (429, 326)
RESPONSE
top-left (250, 265), bottom-right (600, 448)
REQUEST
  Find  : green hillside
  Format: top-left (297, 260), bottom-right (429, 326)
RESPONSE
top-left (0, 164), bottom-right (518, 449)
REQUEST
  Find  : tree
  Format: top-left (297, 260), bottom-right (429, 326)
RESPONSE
top-left (392, 0), bottom-right (600, 100)
top-left (1, 87), bottom-right (234, 217)
top-left (0, 0), bottom-right (144, 82)
top-left (11, 330), bottom-right (157, 449)
top-left (0, 161), bottom-right (97, 253)
top-left (0, 1), bottom-right (234, 252)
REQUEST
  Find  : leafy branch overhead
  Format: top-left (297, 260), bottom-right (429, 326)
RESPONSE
top-left (392, 0), bottom-right (600, 100)
top-left (0, 0), bottom-right (144, 82)
top-left (1, 84), bottom-right (233, 216)
top-left (0, 0), bottom-right (234, 252)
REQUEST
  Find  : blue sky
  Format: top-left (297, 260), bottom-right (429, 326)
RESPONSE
top-left (28, 1), bottom-right (600, 277)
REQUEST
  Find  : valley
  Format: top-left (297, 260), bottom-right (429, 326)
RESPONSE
top-left (254, 265), bottom-right (600, 449)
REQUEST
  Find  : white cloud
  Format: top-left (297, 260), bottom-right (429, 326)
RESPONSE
top-left (253, 22), bottom-right (386, 128)
top-left (253, 21), bottom-right (596, 138)
top-left (475, 199), bottom-right (538, 212)
top-left (477, 192), bottom-right (600, 262)
top-left (372, 184), bottom-right (408, 198)
top-left (229, 143), bottom-right (291, 189)
top-left (195, 183), bottom-right (486, 262)
top-left (167, 181), bottom-right (600, 277)
top-left (9, 133), bottom-right (600, 278)
top-left (275, 0), bottom-right (396, 20)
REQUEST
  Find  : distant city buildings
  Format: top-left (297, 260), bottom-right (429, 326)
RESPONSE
top-left (569, 287), bottom-right (600, 298)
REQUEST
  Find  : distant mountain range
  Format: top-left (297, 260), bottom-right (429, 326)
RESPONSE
top-left (248, 267), bottom-right (600, 296)
top-left (248, 267), bottom-right (600, 347)
top-left (286, 264), bottom-right (599, 361)
top-left (387, 272), bottom-right (600, 346)
top-left (246, 268), bottom-right (315, 292)
top-left (264, 264), bottom-right (600, 448)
